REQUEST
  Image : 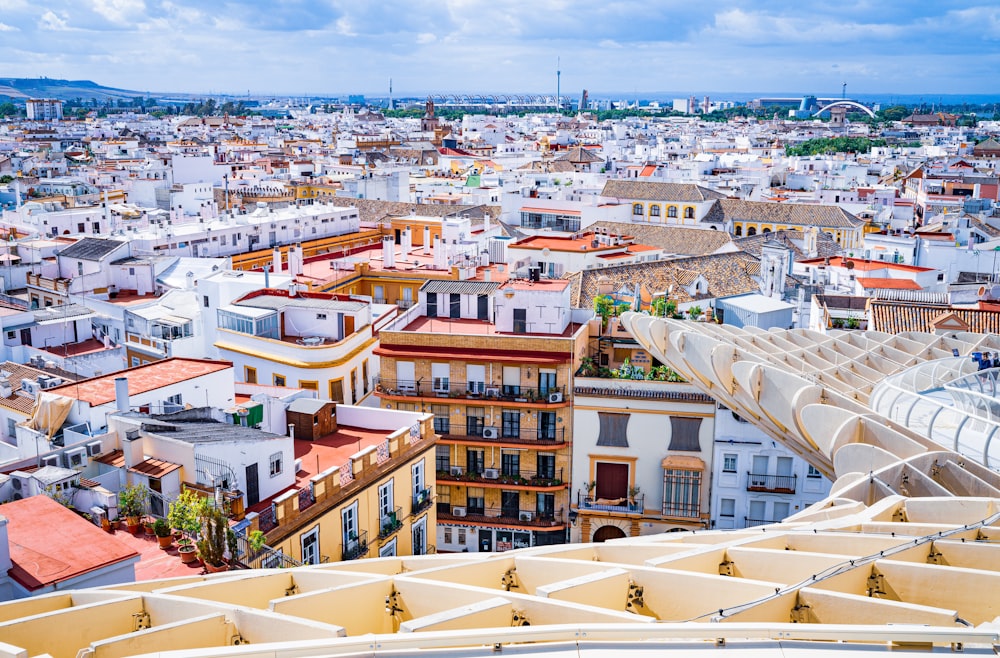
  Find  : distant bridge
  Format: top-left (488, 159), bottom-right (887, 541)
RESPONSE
top-left (427, 94), bottom-right (561, 110)
top-left (818, 100), bottom-right (876, 119)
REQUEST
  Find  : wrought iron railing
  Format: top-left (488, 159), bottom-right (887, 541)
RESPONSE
top-left (378, 506), bottom-right (403, 540)
top-left (744, 517), bottom-right (779, 528)
top-left (342, 529), bottom-right (369, 561)
top-left (746, 472), bottom-right (797, 494)
top-left (378, 379), bottom-right (567, 404)
top-left (257, 504), bottom-right (278, 533)
top-left (439, 427), bottom-right (566, 445)
top-left (439, 505), bottom-right (564, 526)
top-left (578, 492), bottom-right (644, 513)
top-left (412, 487), bottom-right (432, 515)
top-left (232, 531), bottom-right (303, 570)
top-left (438, 467), bottom-right (565, 488)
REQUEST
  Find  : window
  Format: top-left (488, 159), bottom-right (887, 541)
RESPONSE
top-left (632, 203), bottom-right (643, 216)
top-left (502, 366), bottom-right (520, 396)
top-left (537, 453), bottom-right (555, 480)
top-left (501, 410), bottom-right (520, 438)
top-left (466, 407), bottom-right (485, 436)
top-left (683, 207), bottom-right (694, 219)
top-left (299, 380), bottom-right (319, 391)
top-left (166, 393), bottom-right (182, 406)
top-left (595, 462), bottom-right (629, 499)
top-left (720, 498), bottom-right (735, 517)
top-left (203, 295), bottom-right (210, 308)
top-left (537, 411), bottom-right (557, 441)
top-left (395, 361), bottom-right (415, 391)
top-left (362, 360), bottom-right (369, 394)
top-left (537, 369), bottom-right (556, 396)
top-left (536, 492), bottom-right (555, 518)
top-left (273, 374), bottom-right (287, 387)
top-left (649, 204), bottom-right (660, 217)
top-left (748, 500), bottom-right (766, 523)
top-left (444, 528), bottom-right (453, 544)
top-left (128, 267), bottom-right (135, 275)
top-left (458, 528), bottom-right (467, 545)
top-left (734, 225), bottom-right (742, 236)
top-left (466, 364), bottom-right (485, 394)
top-left (244, 366), bottom-right (257, 384)
top-left (316, 313), bottom-right (327, 320)
top-left (7, 417), bottom-right (16, 437)
top-left (378, 480), bottom-right (394, 520)
top-left (596, 412), bottom-right (629, 447)
top-left (411, 459), bottom-right (424, 498)
top-left (431, 363), bottom-right (450, 393)
top-left (77, 262), bottom-right (83, 275)
top-left (130, 356), bottom-right (140, 367)
top-left (467, 487), bottom-right (485, 514)
top-left (807, 465), bottom-right (823, 478)
top-left (301, 526), bottom-right (319, 565)
top-left (722, 454), bottom-right (737, 473)
top-left (5, 331), bottom-right (13, 340)
top-left (667, 205), bottom-right (678, 218)
top-left (773, 501), bottom-right (790, 521)
top-left (269, 452), bottom-right (283, 477)
top-left (662, 468), bottom-right (701, 518)
top-left (436, 445), bottom-right (450, 471)
top-left (431, 404), bottom-right (450, 434)
top-left (500, 450), bottom-right (520, 477)
top-left (342, 501), bottom-right (358, 547)
top-left (668, 417), bottom-right (702, 451)
top-left (466, 448), bottom-right (484, 475)
top-left (329, 379), bottom-right (344, 403)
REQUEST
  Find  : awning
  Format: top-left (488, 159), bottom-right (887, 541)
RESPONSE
top-left (661, 455), bottom-right (706, 471)
top-left (36, 313), bottom-right (96, 326)
top-left (155, 314), bottom-right (192, 327)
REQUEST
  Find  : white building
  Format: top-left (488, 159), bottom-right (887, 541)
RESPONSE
top-left (25, 99), bottom-right (63, 121)
top-left (710, 406), bottom-right (831, 530)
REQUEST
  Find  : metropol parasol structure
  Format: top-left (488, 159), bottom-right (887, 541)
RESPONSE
top-left (1, 317), bottom-right (999, 657)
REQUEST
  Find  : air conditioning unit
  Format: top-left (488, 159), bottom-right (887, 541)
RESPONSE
top-left (449, 465), bottom-right (464, 476)
top-left (483, 468), bottom-right (500, 480)
top-left (20, 379), bottom-right (39, 398)
top-left (482, 427), bottom-right (499, 440)
top-left (519, 511), bottom-right (534, 522)
top-left (452, 506), bottom-right (467, 517)
top-left (41, 454), bottom-right (61, 468)
top-left (547, 391), bottom-right (564, 403)
top-left (85, 441), bottom-right (103, 456)
top-left (65, 447), bottom-right (87, 468)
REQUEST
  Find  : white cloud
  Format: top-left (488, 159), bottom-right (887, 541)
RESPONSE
top-left (416, 32), bottom-right (436, 44)
top-left (89, 0), bottom-right (146, 24)
top-left (38, 10), bottom-right (70, 31)
top-left (0, 22), bottom-right (18, 31)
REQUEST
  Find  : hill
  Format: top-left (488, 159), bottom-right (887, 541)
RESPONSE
top-left (0, 77), bottom-right (147, 102)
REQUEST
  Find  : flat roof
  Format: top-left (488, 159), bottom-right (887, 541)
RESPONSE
top-left (49, 358), bottom-right (233, 406)
top-left (0, 495), bottom-right (138, 592)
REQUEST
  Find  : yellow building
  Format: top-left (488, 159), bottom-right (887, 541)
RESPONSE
top-left (375, 278), bottom-right (589, 552)
top-left (247, 404), bottom-right (438, 563)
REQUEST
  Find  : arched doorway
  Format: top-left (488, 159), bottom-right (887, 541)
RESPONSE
top-left (593, 525), bottom-right (627, 543)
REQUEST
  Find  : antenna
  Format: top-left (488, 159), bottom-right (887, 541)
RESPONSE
top-left (842, 82), bottom-right (847, 100)
top-left (556, 56), bottom-right (561, 112)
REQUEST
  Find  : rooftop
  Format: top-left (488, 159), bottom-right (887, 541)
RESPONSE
top-left (56, 237), bottom-right (125, 261)
top-left (0, 495), bottom-right (138, 592)
top-left (48, 357), bottom-right (232, 406)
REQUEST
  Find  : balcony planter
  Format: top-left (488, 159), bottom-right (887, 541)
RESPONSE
top-left (178, 540), bottom-right (199, 564)
top-left (153, 518), bottom-right (173, 549)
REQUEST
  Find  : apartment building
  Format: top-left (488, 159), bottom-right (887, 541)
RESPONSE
top-left (710, 407), bottom-right (831, 529)
top-left (214, 288), bottom-right (395, 403)
top-left (375, 277), bottom-right (590, 552)
top-left (243, 404), bottom-right (438, 563)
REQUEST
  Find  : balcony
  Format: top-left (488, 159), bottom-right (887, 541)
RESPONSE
top-left (439, 505), bottom-right (566, 528)
top-left (412, 487), bottom-right (432, 515)
top-left (746, 473), bottom-right (797, 494)
top-left (439, 467), bottom-right (565, 489)
top-left (378, 507), bottom-right (403, 540)
top-left (578, 491), bottom-right (644, 513)
top-left (439, 427), bottom-right (566, 447)
top-left (744, 518), bottom-right (779, 528)
top-left (341, 530), bottom-right (369, 561)
top-left (26, 272), bottom-right (71, 294)
top-left (378, 379), bottom-right (567, 405)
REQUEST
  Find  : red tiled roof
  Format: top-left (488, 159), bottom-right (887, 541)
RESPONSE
top-left (0, 496), bottom-right (138, 591)
top-left (130, 457), bottom-right (182, 478)
top-left (49, 357), bottom-right (233, 406)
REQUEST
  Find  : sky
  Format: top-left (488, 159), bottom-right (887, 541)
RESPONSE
top-left (1, 0), bottom-right (999, 97)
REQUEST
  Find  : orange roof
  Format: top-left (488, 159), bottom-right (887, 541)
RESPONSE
top-left (639, 165), bottom-right (657, 177)
top-left (130, 457), bottom-right (183, 478)
top-left (0, 496), bottom-right (138, 591)
top-left (856, 277), bottom-right (922, 290)
top-left (49, 358), bottom-right (233, 406)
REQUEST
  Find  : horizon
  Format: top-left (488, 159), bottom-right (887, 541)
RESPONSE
top-left (0, 2), bottom-right (998, 97)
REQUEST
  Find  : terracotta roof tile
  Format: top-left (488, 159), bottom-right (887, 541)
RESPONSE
top-left (601, 180), bottom-right (727, 202)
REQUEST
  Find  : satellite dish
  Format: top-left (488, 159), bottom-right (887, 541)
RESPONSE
top-left (845, 261), bottom-right (855, 270)
top-left (541, 247), bottom-right (551, 257)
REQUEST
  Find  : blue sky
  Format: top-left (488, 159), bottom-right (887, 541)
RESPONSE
top-left (1, 0), bottom-right (998, 96)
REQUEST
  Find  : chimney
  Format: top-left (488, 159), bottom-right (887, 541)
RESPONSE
top-left (433, 237), bottom-right (446, 269)
top-left (483, 214), bottom-right (490, 234)
top-left (185, 271), bottom-right (194, 290)
top-left (288, 423), bottom-right (295, 439)
top-left (382, 236), bottom-right (396, 268)
top-left (114, 377), bottom-right (129, 414)
top-left (401, 227), bottom-right (412, 256)
top-left (288, 244), bottom-right (304, 277)
top-left (272, 247), bottom-right (282, 274)
top-left (289, 282), bottom-right (297, 297)
top-left (423, 226), bottom-right (431, 255)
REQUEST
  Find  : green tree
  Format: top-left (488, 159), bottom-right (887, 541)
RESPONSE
top-left (0, 102), bottom-right (19, 118)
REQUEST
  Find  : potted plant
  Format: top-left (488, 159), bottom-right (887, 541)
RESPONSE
top-left (197, 504), bottom-right (229, 573)
top-left (118, 484), bottom-right (149, 534)
top-left (143, 516), bottom-right (157, 538)
top-left (628, 485), bottom-right (642, 511)
top-left (153, 518), bottom-right (173, 549)
top-left (583, 480), bottom-right (596, 506)
top-left (177, 537), bottom-right (199, 564)
top-left (168, 489), bottom-right (203, 540)
top-left (247, 530), bottom-right (266, 558)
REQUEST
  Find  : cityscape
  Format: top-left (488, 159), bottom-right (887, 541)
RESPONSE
top-left (0, 4), bottom-right (1000, 652)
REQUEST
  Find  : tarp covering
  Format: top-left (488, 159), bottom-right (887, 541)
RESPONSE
top-left (27, 392), bottom-right (75, 439)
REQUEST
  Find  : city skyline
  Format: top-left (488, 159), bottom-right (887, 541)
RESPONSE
top-left (0, 1), bottom-right (998, 97)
